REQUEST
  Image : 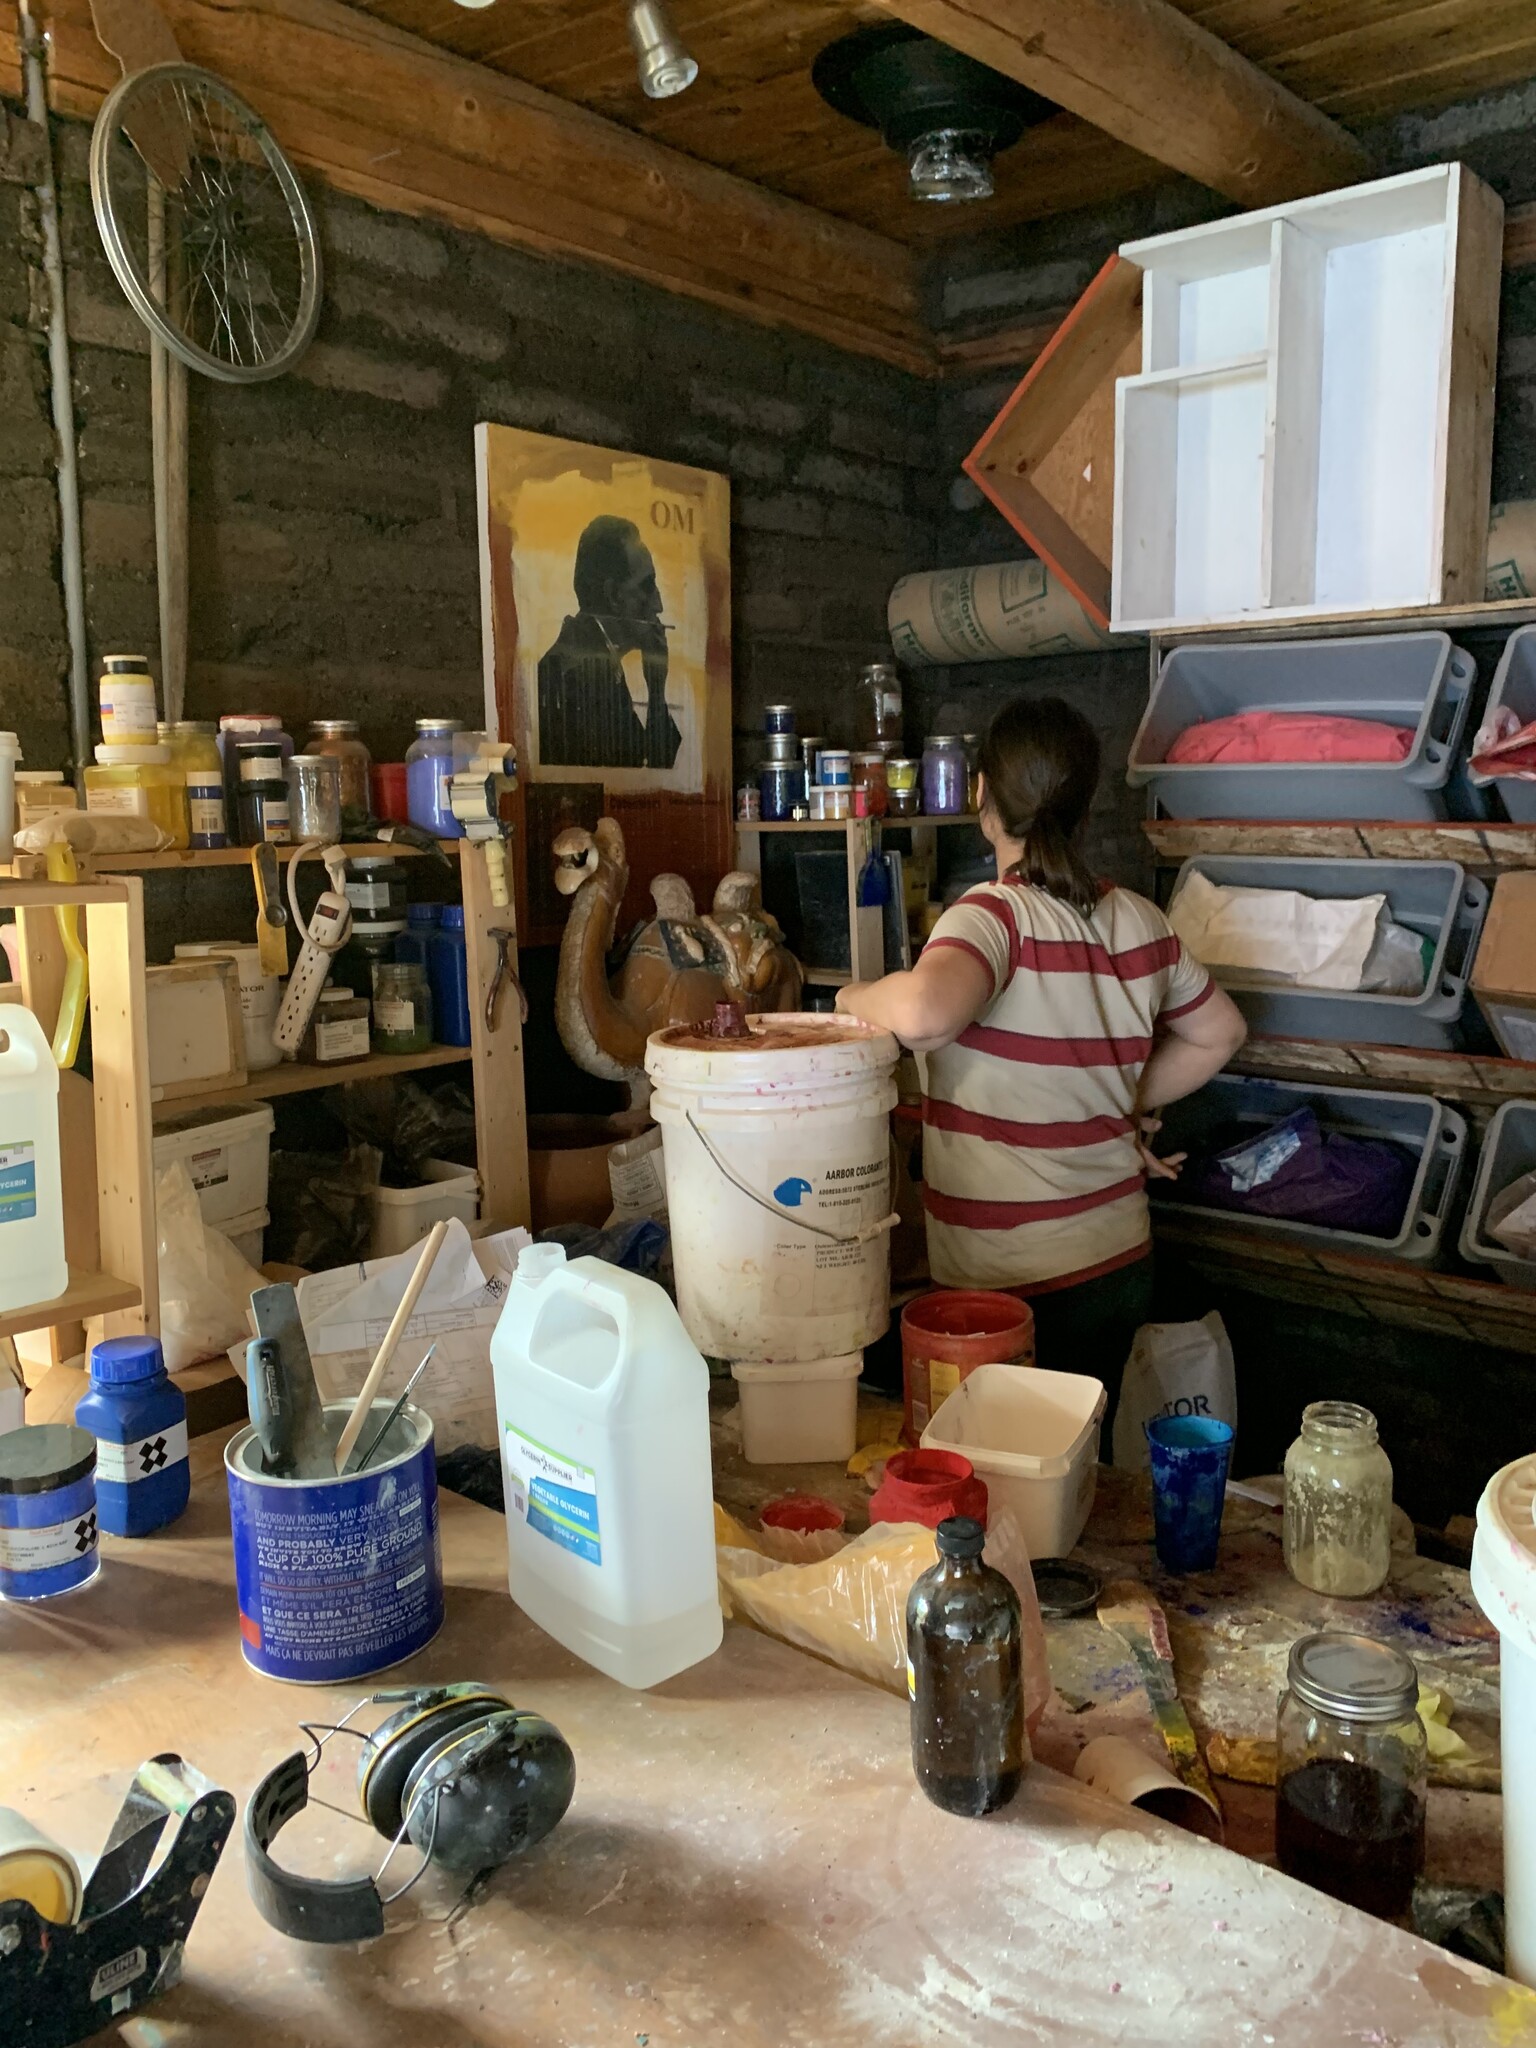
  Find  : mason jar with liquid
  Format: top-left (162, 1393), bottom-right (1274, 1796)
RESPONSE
top-left (1283, 1400), bottom-right (1394, 1598)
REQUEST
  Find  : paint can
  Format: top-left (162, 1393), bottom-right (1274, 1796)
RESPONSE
top-left (0, 1423), bottom-right (99, 1602)
top-left (225, 1402), bottom-right (444, 1684)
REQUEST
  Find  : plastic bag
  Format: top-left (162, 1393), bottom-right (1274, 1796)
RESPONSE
top-left (1358, 918), bottom-right (1433, 995)
top-left (14, 812), bottom-right (171, 857)
top-left (1489, 1169), bottom-right (1536, 1258)
top-left (714, 1504), bottom-right (1054, 1735)
top-left (329, 1079), bottom-right (477, 1181)
top-left (1113, 1312), bottom-right (1236, 1472)
top-left (1169, 870), bottom-right (1383, 989)
top-left (156, 1160), bottom-right (266, 1372)
top-left (266, 1145), bottom-right (381, 1271)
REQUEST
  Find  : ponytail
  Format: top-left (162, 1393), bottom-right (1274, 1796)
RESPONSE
top-left (978, 697), bottom-right (1102, 919)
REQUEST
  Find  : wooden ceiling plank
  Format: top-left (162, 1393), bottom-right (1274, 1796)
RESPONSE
top-left (42, 0), bottom-right (932, 370)
top-left (861, 0), bottom-right (1370, 206)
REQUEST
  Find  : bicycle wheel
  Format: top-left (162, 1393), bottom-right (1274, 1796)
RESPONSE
top-left (90, 62), bottom-right (322, 383)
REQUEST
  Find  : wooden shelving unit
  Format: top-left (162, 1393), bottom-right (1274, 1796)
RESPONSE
top-left (735, 815), bottom-right (983, 835)
top-left (0, 1266), bottom-right (143, 1344)
top-left (1146, 818), bottom-right (1536, 873)
top-left (159, 1045), bottom-right (472, 1116)
top-left (1231, 1036), bottom-right (1536, 1110)
top-left (92, 839), bottom-right (462, 873)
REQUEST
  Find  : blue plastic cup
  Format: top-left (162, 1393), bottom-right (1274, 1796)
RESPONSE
top-left (1147, 1415), bottom-right (1234, 1573)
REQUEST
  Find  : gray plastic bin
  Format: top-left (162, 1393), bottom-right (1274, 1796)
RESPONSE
top-left (1470, 625), bottom-right (1536, 822)
top-left (1459, 1099), bottom-right (1536, 1290)
top-left (1128, 632), bottom-right (1475, 820)
top-left (1169, 857), bottom-right (1488, 1050)
top-left (1151, 1074), bottom-right (1467, 1263)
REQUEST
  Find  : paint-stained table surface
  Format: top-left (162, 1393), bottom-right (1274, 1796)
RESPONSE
top-left (5, 1429), bottom-right (1532, 2047)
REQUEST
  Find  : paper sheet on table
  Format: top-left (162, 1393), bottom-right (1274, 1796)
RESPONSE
top-left (1169, 869), bottom-right (1384, 990)
top-left (295, 1218), bottom-right (531, 1453)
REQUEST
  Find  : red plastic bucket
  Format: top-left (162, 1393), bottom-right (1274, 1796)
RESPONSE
top-left (869, 1448), bottom-right (988, 1530)
top-left (901, 1289), bottom-right (1035, 1441)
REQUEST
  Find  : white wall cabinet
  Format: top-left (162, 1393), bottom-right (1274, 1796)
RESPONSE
top-left (1111, 166), bottom-right (1503, 634)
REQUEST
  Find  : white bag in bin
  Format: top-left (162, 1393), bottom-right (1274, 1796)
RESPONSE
top-left (1112, 1311), bottom-right (1237, 1472)
top-left (1490, 1170), bottom-right (1536, 1260)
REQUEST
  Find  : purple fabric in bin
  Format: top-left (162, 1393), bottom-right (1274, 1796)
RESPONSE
top-left (1180, 1107), bottom-right (1415, 1239)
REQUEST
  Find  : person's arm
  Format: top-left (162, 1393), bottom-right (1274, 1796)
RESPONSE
top-left (1137, 982), bottom-right (1247, 1113)
top-left (836, 945), bottom-right (995, 1054)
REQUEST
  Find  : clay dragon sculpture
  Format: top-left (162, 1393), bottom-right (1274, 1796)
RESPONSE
top-left (553, 817), bottom-right (803, 1106)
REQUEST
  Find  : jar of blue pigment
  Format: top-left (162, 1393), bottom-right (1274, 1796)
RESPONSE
top-left (75, 1335), bottom-right (190, 1537)
top-left (0, 1424), bottom-right (99, 1600)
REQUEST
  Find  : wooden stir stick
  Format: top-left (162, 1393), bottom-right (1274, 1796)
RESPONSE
top-left (332, 1220), bottom-right (450, 1474)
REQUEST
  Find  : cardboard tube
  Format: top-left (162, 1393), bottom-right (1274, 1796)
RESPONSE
top-left (1075, 1734), bottom-right (1223, 1839)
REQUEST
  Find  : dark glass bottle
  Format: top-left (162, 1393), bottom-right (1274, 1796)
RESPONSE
top-left (906, 1516), bottom-right (1029, 1817)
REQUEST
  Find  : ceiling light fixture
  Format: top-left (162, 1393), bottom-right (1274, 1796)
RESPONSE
top-left (812, 24), bottom-right (1054, 206)
top-left (628, 1), bottom-right (698, 100)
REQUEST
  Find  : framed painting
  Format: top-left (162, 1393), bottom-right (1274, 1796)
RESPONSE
top-left (476, 425), bottom-right (733, 943)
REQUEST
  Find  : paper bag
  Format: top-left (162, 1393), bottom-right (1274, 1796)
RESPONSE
top-left (1112, 1311), bottom-right (1237, 1471)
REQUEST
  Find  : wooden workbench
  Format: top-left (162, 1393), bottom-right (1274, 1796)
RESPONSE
top-left (5, 1431), bottom-right (1531, 2047)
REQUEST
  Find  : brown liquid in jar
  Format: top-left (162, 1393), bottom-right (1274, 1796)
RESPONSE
top-left (1275, 1757), bottom-right (1425, 1919)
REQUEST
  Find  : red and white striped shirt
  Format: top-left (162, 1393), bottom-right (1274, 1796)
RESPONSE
top-left (920, 878), bottom-right (1213, 1293)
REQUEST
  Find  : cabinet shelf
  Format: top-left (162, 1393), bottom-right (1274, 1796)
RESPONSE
top-left (154, 1045), bottom-right (471, 1115)
top-left (736, 815), bottom-right (982, 834)
top-left (0, 1267), bottom-right (141, 1342)
top-left (1144, 818), bottom-right (1536, 874)
top-left (93, 839), bottom-right (461, 872)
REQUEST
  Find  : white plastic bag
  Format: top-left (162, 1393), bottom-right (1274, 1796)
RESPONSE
top-left (1489, 1169), bottom-right (1536, 1259)
top-left (155, 1160), bottom-right (266, 1372)
top-left (1112, 1312), bottom-right (1237, 1472)
top-left (1358, 918), bottom-right (1433, 995)
top-left (1168, 870), bottom-right (1383, 990)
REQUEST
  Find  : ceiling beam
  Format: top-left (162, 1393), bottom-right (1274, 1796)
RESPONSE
top-left (863, 0), bottom-right (1370, 208)
top-left (42, 0), bottom-right (934, 375)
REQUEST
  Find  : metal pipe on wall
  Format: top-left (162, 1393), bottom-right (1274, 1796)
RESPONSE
top-left (21, 0), bottom-right (91, 785)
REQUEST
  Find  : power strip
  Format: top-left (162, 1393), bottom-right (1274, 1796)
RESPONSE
top-left (273, 892), bottom-right (350, 1055)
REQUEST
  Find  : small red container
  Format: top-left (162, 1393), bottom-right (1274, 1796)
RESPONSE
top-left (869, 1448), bottom-right (988, 1531)
top-left (901, 1289), bottom-right (1035, 1441)
top-left (370, 762), bottom-right (410, 823)
top-left (760, 1494), bottom-right (846, 1536)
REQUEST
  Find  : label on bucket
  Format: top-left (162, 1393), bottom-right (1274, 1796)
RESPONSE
top-left (754, 1146), bottom-right (889, 1319)
top-left (504, 1425), bottom-right (601, 1566)
top-left (0, 1140), bottom-right (37, 1223)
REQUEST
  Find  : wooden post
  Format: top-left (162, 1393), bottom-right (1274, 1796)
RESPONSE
top-left (846, 818), bottom-right (885, 985)
top-left (84, 878), bottom-right (157, 1336)
top-left (461, 835), bottom-right (531, 1232)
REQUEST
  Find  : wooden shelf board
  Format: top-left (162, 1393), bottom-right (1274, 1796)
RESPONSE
top-left (802, 968), bottom-right (852, 986)
top-left (93, 839), bottom-right (462, 873)
top-left (154, 1045), bottom-right (471, 1114)
top-left (0, 1267), bottom-right (140, 1341)
top-left (736, 816), bottom-right (982, 835)
top-left (1144, 818), bottom-right (1536, 872)
top-left (1154, 594), bottom-right (1536, 645)
top-left (1231, 1037), bottom-right (1536, 1107)
top-left (1154, 1212), bottom-right (1536, 1354)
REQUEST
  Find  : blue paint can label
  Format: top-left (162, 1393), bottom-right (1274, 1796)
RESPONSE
top-left (227, 1421), bottom-right (444, 1683)
top-left (0, 1139), bottom-right (37, 1223)
top-left (504, 1425), bottom-right (601, 1566)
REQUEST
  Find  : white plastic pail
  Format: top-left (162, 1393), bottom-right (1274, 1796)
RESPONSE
top-left (646, 1015), bottom-right (900, 1364)
top-left (1471, 1452), bottom-right (1536, 1987)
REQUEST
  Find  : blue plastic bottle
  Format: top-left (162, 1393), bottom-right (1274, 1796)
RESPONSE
top-left (396, 901), bottom-right (440, 970)
top-left (430, 905), bottom-right (472, 1047)
top-left (75, 1335), bottom-right (190, 1537)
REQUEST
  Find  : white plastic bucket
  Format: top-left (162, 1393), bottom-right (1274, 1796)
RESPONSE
top-left (731, 1353), bottom-right (862, 1464)
top-left (152, 1101), bottom-right (274, 1223)
top-left (0, 1005), bottom-right (65, 1316)
top-left (1471, 1451), bottom-right (1536, 1987)
top-left (646, 1015), bottom-right (900, 1364)
top-left (922, 1363), bottom-right (1106, 1561)
top-left (369, 1159), bottom-right (481, 1258)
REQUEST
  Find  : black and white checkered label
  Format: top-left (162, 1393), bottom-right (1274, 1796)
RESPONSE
top-left (0, 1509), bottom-right (97, 1570)
top-left (93, 1421), bottom-right (189, 1486)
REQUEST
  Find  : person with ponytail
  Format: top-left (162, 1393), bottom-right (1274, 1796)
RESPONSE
top-left (837, 695), bottom-right (1246, 1422)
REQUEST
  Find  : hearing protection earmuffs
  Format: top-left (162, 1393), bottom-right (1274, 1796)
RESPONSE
top-left (245, 1683), bottom-right (576, 1944)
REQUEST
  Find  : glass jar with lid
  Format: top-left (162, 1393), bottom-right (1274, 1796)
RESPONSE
top-left (1283, 1400), bottom-right (1393, 1597)
top-left (886, 757), bottom-right (920, 816)
top-left (371, 960), bottom-right (433, 1054)
top-left (308, 720), bottom-right (372, 822)
top-left (405, 719), bottom-right (466, 838)
top-left (284, 754), bottom-right (343, 843)
top-left (85, 744), bottom-right (189, 848)
top-left (922, 735), bottom-right (968, 817)
top-left (1275, 1631), bottom-right (1427, 1920)
top-left (172, 721), bottom-right (226, 848)
top-left (961, 733), bottom-right (981, 814)
top-left (852, 752), bottom-right (888, 818)
top-left (861, 661), bottom-right (903, 750)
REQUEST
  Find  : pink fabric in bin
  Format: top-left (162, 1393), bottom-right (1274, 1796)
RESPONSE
top-left (1166, 711), bottom-right (1415, 766)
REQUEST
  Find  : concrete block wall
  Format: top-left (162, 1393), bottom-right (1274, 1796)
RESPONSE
top-left (0, 113), bottom-right (944, 781)
top-left (902, 78), bottom-right (1536, 891)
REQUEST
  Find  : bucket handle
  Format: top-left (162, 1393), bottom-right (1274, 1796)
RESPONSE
top-left (684, 1112), bottom-right (899, 1247)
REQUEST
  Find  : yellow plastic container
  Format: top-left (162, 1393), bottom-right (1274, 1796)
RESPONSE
top-left (85, 743), bottom-right (189, 848)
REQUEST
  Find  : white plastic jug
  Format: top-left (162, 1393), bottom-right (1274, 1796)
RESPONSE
top-left (1472, 1452), bottom-right (1536, 1986)
top-left (0, 1005), bottom-right (66, 1315)
top-left (490, 1245), bottom-right (722, 1689)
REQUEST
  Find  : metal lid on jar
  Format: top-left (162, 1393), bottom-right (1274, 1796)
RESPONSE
top-left (414, 719), bottom-right (463, 734)
top-left (310, 720), bottom-right (360, 735)
top-left (927, 734), bottom-right (963, 746)
top-left (1287, 1631), bottom-right (1418, 1722)
top-left (174, 719), bottom-right (217, 734)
